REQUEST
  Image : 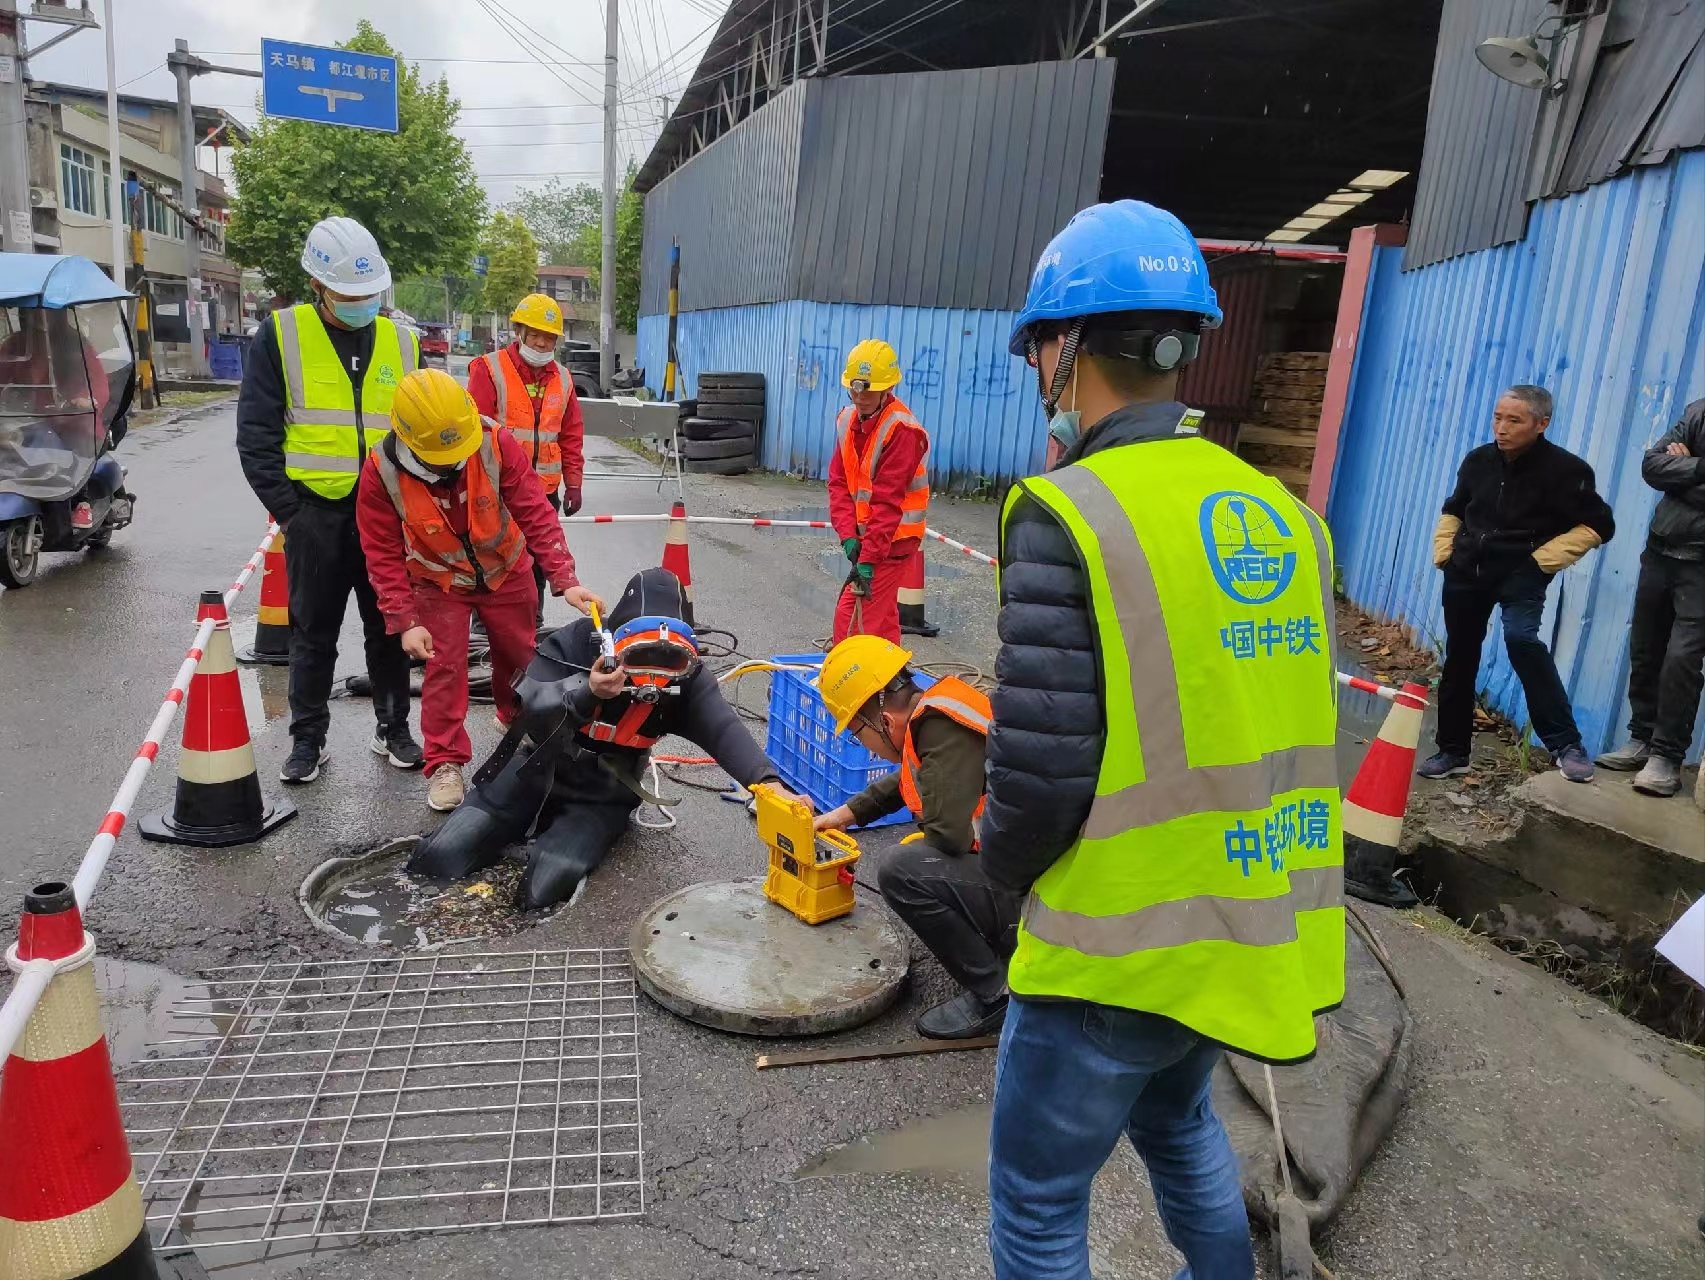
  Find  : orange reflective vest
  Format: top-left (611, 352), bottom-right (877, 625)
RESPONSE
top-left (479, 347), bottom-right (567, 494)
top-left (836, 398), bottom-right (929, 544)
top-left (898, 675), bottom-right (991, 848)
top-left (372, 431), bottom-right (526, 593)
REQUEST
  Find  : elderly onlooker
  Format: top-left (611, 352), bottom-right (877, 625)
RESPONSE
top-left (1595, 398), bottom-right (1705, 797)
top-left (1419, 385), bottom-right (1616, 783)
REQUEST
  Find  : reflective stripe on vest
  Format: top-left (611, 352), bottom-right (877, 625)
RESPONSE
top-left (482, 349), bottom-right (567, 491)
top-left (898, 675), bottom-right (990, 848)
top-left (1002, 436), bottom-right (1343, 1064)
top-left (372, 431), bottom-right (525, 593)
top-left (836, 397), bottom-right (929, 543)
top-left (276, 306), bottom-right (419, 499)
top-left (580, 699), bottom-right (661, 748)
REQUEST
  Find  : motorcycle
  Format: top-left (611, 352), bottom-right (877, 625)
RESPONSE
top-left (0, 253), bottom-right (138, 589)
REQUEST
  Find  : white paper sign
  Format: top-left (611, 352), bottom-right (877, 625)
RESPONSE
top-left (1656, 897), bottom-right (1705, 990)
top-left (0, 55), bottom-right (16, 84)
top-left (155, 303), bottom-right (181, 317)
top-left (9, 210), bottom-right (30, 246)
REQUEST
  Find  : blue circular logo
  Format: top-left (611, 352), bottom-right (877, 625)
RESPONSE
top-left (354, 255), bottom-right (373, 274)
top-left (1198, 490), bottom-right (1297, 605)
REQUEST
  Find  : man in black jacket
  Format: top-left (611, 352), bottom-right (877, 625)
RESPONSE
top-left (1420, 386), bottom-right (1615, 783)
top-left (408, 568), bottom-right (787, 910)
top-left (236, 218), bottom-right (418, 785)
top-left (1595, 398), bottom-right (1705, 796)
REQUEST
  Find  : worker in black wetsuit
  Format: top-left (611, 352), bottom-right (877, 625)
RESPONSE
top-left (409, 568), bottom-right (787, 910)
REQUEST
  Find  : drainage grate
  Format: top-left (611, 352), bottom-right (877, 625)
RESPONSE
top-left (117, 950), bottom-right (644, 1250)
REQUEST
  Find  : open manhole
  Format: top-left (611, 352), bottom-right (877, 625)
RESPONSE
top-left (301, 838), bottom-right (554, 951)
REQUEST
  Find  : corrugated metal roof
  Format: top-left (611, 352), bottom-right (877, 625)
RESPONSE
top-left (640, 61), bottom-right (1114, 318)
top-left (1328, 149), bottom-right (1705, 760)
top-left (790, 60), bottom-right (1113, 311)
top-left (637, 82), bottom-right (807, 317)
top-left (1404, 0), bottom-right (1550, 270)
top-left (638, 299), bottom-right (1045, 488)
top-left (1552, 0), bottom-right (1705, 195)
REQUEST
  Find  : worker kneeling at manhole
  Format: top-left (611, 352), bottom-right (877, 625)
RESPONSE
top-left (815, 636), bottom-right (1021, 1040)
top-left (409, 567), bottom-right (792, 910)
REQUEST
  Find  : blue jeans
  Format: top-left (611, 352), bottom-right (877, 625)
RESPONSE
top-left (988, 997), bottom-right (1254, 1280)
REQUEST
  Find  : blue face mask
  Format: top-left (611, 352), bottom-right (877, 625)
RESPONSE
top-left (329, 297), bottom-right (381, 328)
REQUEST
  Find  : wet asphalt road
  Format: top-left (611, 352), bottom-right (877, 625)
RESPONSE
top-left (1, 400), bottom-right (1700, 1279)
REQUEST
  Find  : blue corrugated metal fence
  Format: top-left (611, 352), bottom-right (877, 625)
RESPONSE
top-left (639, 300), bottom-right (1048, 488)
top-left (1329, 149), bottom-right (1705, 759)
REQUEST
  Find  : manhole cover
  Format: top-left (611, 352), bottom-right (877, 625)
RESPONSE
top-left (118, 951), bottom-right (645, 1251)
top-left (630, 878), bottom-right (909, 1037)
top-left (301, 838), bottom-right (550, 951)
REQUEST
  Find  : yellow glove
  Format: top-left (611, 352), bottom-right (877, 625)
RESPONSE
top-left (1432, 514), bottom-right (1461, 568)
top-left (1533, 524), bottom-right (1602, 574)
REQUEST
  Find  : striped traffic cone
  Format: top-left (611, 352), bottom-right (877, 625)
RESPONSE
top-left (0, 882), bottom-right (159, 1279)
top-left (139, 590), bottom-right (295, 848)
top-left (661, 499), bottom-right (695, 624)
top-left (897, 545), bottom-right (939, 637)
top-left (236, 525), bottom-right (290, 665)
top-left (1342, 681), bottom-right (1426, 908)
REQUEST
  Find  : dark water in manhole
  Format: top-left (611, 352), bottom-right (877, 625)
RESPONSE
top-left (303, 839), bottom-right (550, 950)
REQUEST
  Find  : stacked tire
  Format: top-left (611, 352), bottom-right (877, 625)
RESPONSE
top-left (680, 373), bottom-right (763, 475)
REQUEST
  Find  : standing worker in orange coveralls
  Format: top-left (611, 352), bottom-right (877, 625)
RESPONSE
top-left (827, 339), bottom-right (931, 644)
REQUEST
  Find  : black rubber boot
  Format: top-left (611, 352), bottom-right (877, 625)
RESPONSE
top-left (916, 989), bottom-right (1008, 1040)
top-left (409, 805), bottom-right (511, 881)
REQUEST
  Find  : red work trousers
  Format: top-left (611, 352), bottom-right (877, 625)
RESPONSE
top-left (833, 555), bottom-right (905, 645)
top-left (413, 569), bottom-right (540, 774)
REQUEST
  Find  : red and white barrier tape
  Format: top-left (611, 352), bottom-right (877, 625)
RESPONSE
top-left (0, 523), bottom-right (278, 1064)
top-left (922, 527), bottom-right (998, 567)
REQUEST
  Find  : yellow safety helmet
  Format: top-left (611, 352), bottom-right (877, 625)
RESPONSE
top-left (511, 292), bottom-right (565, 338)
top-left (818, 635), bottom-right (913, 734)
top-left (841, 339), bottom-right (901, 391)
top-left (390, 368), bottom-right (484, 467)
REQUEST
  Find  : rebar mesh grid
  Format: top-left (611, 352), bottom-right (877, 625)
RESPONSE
top-left (117, 951), bottom-right (644, 1249)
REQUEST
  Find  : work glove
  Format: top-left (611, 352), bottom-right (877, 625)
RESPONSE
top-left (841, 536), bottom-right (861, 563)
top-left (561, 485), bottom-right (583, 516)
top-left (848, 562), bottom-right (874, 597)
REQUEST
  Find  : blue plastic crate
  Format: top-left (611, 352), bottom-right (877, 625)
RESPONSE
top-left (763, 653), bottom-right (934, 829)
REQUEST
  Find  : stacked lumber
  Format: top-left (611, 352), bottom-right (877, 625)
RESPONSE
top-left (1235, 351), bottom-right (1329, 498)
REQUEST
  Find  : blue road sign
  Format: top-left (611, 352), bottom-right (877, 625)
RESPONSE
top-left (261, 39), bottom-right (399, 133)
top-left (471, 255), bottom-right (488, 277)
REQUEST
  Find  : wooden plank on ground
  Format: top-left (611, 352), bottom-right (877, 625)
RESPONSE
top-left (755, 1036), bottom-right (1000, 1070)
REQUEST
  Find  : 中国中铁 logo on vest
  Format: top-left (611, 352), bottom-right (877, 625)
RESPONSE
top-left (1199, 490), bottom-right (1296, 605)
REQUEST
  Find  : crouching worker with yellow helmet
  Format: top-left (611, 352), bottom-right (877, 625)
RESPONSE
top-left (815, 636), bottom-right (1022, 1039)
top-left (356, 369), bottom-right (601, 811)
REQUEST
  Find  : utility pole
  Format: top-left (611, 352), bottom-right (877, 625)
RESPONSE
top-left (599, 0), bottom-right (618, 392)
top-left (168, 40), bottom-right (208, 377)
top-left (102, 0), bottom-right (123, 285)
top-left (166, 39), bottom-right (258, 379)
top-left (0, 3), bottom-right (33, 257)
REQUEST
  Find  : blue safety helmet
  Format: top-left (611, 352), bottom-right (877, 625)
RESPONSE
top-left (1007, 200), bottom-right (1221, 356)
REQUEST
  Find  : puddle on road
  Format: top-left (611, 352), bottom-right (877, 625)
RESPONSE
top-left (95, 955), bottom-right (214, 1068)
top-left (302, 837), bottom-right (554, 950)
top-left (795, 1104), bottom-right (991, 1182)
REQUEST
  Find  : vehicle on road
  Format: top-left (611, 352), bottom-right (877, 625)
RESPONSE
top-left (419, 323), bottom-right (451, 365)
top-left (0, 253), bottom-right (137, 589)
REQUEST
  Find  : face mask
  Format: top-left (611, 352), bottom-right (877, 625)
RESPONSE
top-left (329, 297), bottom-right (381, 328)
top-left (517, 342), bottom-right (555, 368)
top-left (1044, 411), bottom-right (1081, 470)
top-left (396, 444), bottom-right (466, 483)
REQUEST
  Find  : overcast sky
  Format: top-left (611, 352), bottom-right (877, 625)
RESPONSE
top-left (24, 0), bottom-right (723, 207)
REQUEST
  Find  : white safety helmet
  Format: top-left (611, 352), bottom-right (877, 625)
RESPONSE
top-left (300, 216), bottom-right (391, 298)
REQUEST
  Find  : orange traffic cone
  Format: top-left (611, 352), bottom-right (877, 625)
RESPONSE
top-left (237, 525), bottom-right (290, 666)
top-left (0, 882), bottom-right (159, 1279)
top-left (1342, 681), bottom-right (1426, 908)
top-left (661, 499), bottom-right (694, 624)
top-left (139, 590), bottom-right (295, 847)
top-left (897, 544), bottom-right (939, 638)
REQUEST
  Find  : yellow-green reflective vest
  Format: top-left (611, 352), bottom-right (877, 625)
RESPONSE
top-left (275, 305), bottom-right (419, 499)
top-left (1002, 435), bottom-right (1344, 1064)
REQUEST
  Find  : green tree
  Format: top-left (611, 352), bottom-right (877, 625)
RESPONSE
top-left (569, 164), bottom-right (644, 331)
top-left (393, 274), bottom-right (484, 324)
top-left (509, 178), bottom-right (601, 266)
top-left (479, 211), bottom-right (539, 320)
top-left (227, 21), bottom-right (485, 296)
